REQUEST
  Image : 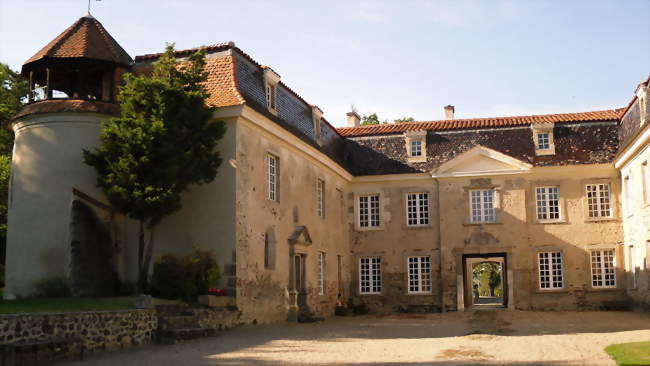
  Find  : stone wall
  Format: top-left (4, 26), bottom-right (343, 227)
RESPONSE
top-left (0, 310), bottom-right (156, 353)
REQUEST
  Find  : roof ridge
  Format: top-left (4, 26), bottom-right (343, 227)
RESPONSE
top-left (337, 108), bottom-right (623, 131)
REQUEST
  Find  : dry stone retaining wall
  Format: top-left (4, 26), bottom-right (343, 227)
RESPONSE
top-left (0, 309), bottom-right (157, 352)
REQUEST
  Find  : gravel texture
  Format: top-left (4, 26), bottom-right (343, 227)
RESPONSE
top-left (61, 310), bottom-right (650, 366)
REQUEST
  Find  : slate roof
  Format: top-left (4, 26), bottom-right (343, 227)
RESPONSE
top-left (23, 15), bottom-right (133, 68)
top-left (337, 109), bottom-right (623, 137)
top-left (345, 123), bottom-right (619, 176)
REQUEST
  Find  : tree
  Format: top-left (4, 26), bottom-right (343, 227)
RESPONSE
top-left (0, 64), bottom-right (27, 154)
top-left (0, 64), bottom-right (27, 270)
top-left (361, 113), bottom-right (380, 125)
top-left (394, 117), bottom-right (414, 123)
top-left (84, 45), bottom-right (226, 291)
top-left (361, 113), bottom-right (389, 125)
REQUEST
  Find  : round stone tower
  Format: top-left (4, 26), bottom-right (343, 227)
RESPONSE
top-left (5, 15), bottom-right (133, 298)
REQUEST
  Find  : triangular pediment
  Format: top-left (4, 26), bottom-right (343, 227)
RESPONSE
top-left (288, 226), bottom-right (312, 246)
top-left (432, 146), bottom-right (532, 178)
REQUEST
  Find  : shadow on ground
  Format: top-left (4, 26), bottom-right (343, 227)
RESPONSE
top-left (61, 310), bottom-right (650, 366)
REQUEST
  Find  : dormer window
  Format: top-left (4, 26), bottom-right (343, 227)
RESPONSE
top-left (311, 105), bottom-right (323, 145)
top-left (263, 67), bottom-right (281, 115)
top-left (411, 140), bottom-right (422, 157)
top-left (404, 130), bottom-right (427, 162)
top-left (537, 133), bottom-right (550, 150)
top-left (532, 123), bottom-right (555, 156)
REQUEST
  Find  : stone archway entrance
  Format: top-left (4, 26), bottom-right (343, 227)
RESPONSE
top-left (461, 253), bottom-right (509, 310)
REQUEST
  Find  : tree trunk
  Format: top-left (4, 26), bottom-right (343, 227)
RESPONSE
top-left (489, 286), bottom-right (495, 297)
top-left (141, 226), bottom-right (156, 290)
top-left (137, 221), bottom-right (145, 292)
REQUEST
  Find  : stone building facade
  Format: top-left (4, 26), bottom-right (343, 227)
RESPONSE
top-left (4, 15), bottom-right (648, 321)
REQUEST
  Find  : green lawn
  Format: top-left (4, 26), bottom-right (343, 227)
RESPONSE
top-left (0, 296), bottom-right (181, 314)
top-left (606, 342), bottom-right (650, 366)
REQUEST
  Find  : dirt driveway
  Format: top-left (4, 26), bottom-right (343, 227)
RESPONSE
top-left (62, 310), bottom-right (650, 366)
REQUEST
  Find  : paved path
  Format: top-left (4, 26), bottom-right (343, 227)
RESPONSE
top-left (62, 310), bottom-right (650, 366)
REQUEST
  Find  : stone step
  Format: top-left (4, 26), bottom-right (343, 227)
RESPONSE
top-left (157, 328), bottom-right (217, 345)
top-left (158, 315), bottom-right (200, 331)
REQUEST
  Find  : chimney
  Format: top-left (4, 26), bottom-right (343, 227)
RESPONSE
top-left (346, 111), bottom-right (361, 127)
top-left (444, 105), bottom-right (455, 120)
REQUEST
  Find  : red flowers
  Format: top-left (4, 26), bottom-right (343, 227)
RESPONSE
top-left (208, 288), bottom-right (226, 296)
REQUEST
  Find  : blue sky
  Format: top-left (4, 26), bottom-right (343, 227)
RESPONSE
top-left (1, 0), bottom-right (648, 126)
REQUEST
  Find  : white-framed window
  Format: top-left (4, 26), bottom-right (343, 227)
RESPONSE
top-left (318, 251), bottom-right (326, 295)
top-left (406, 192), bottom-right (429, 227)
top-left (266, 154), bottom-right (279, 201)
top-left (470, 189), bottom-right (496, 223)
top-left (410, 140), bottom-right (422, 157)
top-left (537, 133), bottom-right (550, 150)
top-left (642, 162), bottom-right (649, 204)
top-left (538, 252), bottom-right (563, 290)
top-left (536, 186), bottom-right (560, 221)
top-left (317, 178), bottom-right (325, 218)
top-left (628, 246), bottom-right (636, 289)
top-left (265, 83), bottom-right (276, 110)
top-left (359, 257), bottom-right (381, 294)
top-left (407, 256), bottom-right (431, 293)
top-left (586, 183), bottom-right (612, 218)
top-left (591, 249), bottom-right (616, 288)
top-left (358, 194), bottom-right (380, 228)
top-left (624, 175), bottom-right (632, 214)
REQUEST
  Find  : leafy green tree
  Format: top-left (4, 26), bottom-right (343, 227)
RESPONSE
top-left (394, 117), bottom-right (414, 123)
top-left (84, 45), bottom-right (226, 291)
top-left (0, 64), bottom-right (27, 155)
top-left (0, 63), bottom-right (27, 270)
top-left (361, 113), bottom-right (380, 125)
top-left (361, 113), bottom-right (390, 125)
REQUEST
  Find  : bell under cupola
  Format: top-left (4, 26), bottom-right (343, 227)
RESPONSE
top-left (21, 14), bottom-right (133, 102)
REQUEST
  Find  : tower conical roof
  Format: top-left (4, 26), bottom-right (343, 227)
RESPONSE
top-left (23, 15), bottom-right (133, 70)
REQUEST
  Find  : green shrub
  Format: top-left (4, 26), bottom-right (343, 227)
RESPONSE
top-left (34, 276), bottom-right (71, 298)
top-left (150, 250), bottom-right (221, 300)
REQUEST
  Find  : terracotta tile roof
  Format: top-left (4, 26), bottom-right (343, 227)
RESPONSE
top-left (337, 109), bottom-right (623, 137)
top-left (24, 15), bottom-right (133, 68)
top-left (135, 42), bottom-right (235, 62)
top-left (203, 55), bottom-right (245, 107)
top-left (12, 99), bottom-right (120, 122)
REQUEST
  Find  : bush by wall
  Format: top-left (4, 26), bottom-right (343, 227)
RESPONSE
top-left (150, 250), bottom-right (221, 300)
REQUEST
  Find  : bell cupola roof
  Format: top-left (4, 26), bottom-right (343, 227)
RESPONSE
top-left (22, 14), bottom-right (133, 72)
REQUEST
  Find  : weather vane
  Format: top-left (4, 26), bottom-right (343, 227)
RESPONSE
top-left (88, 0), bottom-right (101, 15)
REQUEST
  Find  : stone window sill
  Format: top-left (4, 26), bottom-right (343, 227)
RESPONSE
top-left (535, 220), bottom-right (568, 225)
top-left (462, 222), bottom-right (502, 227)
top-left (587, 287), bottom-right (622, 292)
top-left (534, 289), bottom-right (567, 294)
top-left (584, 217), bottom-right (618, 223)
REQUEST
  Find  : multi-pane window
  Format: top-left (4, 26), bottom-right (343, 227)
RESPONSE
top-left (408, 256), bottom-right (431, 293)
top-left (359, 257), bottom-right (382, 294)
top-left (537, 133), bottom-right (550, 150)
top-left (318, 252), bottom-right (326, 295)
top-left (358, 194), bottom-right (380, 228)
top-left (591, 249), bottom-right (616, 288)
top-left (265, 84), bottom-right (276, 110)
top-left (628, 246), bottom-right (636, 289)
top-left (536, 186), bottom-right (560, 221)
top-left (643, 162), bottom-right (650, 204)
top-left (317, 179), bottom-right (325, 218)
top-left (624, 176), bottom-right (632, 214)
top-left (266, 154), bottom-right (278, 201)
top-left (406, 192), bottom-right (429, 226)
top-left (410, 140), bottom-right (422, 157)
top-left (470, 189), bottom-right (496, 223)
top-left (538, 252), bottom-right (563, 289)
top-left (586, 184), bottom-right (612, 218)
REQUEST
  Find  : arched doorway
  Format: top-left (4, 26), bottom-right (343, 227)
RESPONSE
top-left (461, 253), bottom-right (508, 309)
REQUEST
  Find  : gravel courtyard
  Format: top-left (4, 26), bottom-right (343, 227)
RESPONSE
top-left (62, 310), bottom-right (650, 366)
